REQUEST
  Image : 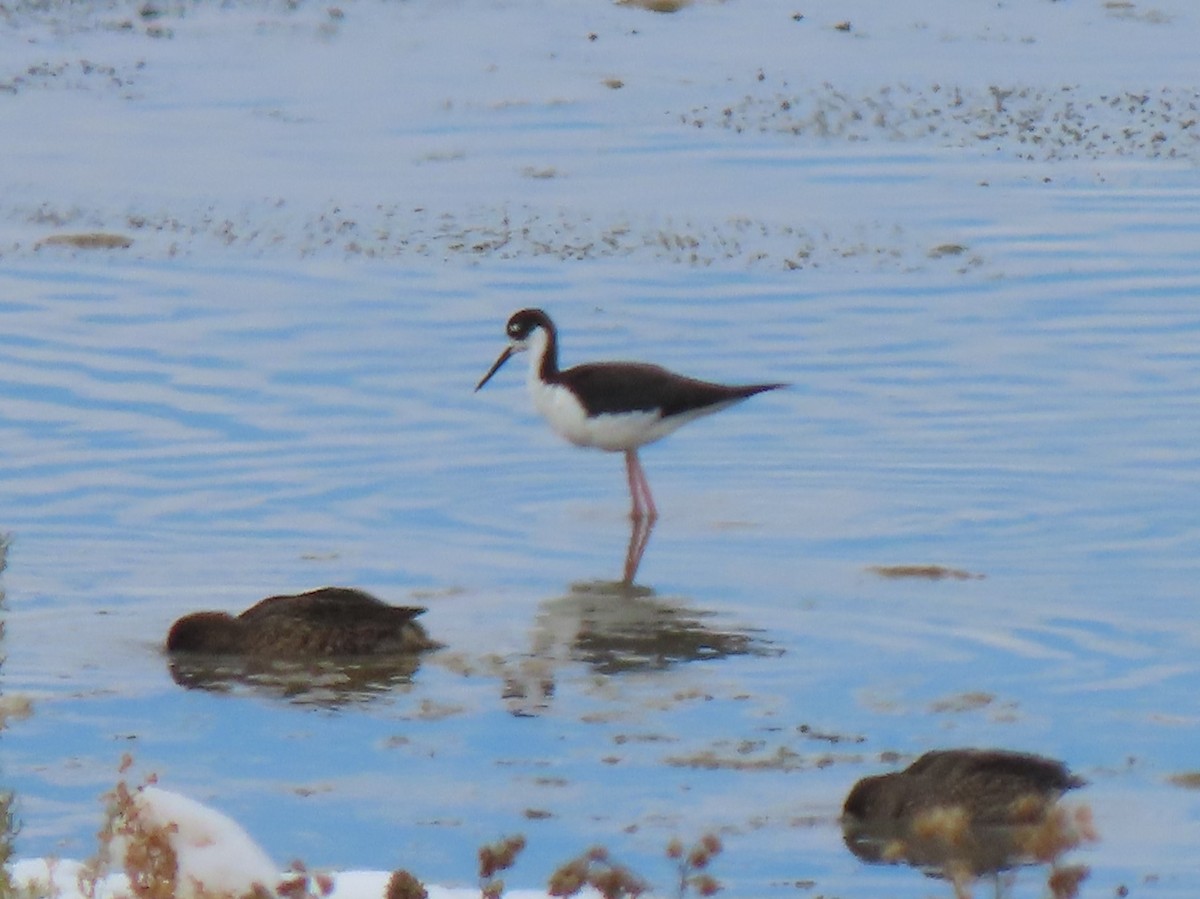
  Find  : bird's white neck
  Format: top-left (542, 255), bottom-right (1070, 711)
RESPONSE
top-left (524, 326), bottom-right (554, 388)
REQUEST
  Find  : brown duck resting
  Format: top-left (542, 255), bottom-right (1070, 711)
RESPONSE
top-left (843, 748), bottom-right (1085, 825)
top-left (165, 586), bottom-right (439, 657)
top-left (841, 748), bottom-right (1087, 877)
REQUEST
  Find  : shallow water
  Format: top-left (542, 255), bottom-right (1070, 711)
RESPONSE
top-left (3, 170), bottom-right (1200, 896)
top-left (2, 2), bottom-right (1200, 896)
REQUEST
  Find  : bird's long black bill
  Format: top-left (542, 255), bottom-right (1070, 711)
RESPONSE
top-left (475, 345), bottom-right (515, 391)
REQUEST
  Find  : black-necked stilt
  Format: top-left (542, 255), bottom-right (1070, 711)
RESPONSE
top-left (475, 308), bottom-right (785, 521)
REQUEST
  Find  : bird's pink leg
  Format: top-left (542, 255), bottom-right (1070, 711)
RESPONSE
top-left (624, 449), bottom-right (658, 522)
top-left (637, 458), bottom-right (658, 521)
top-left (624, 450), bottom-right (642, 520)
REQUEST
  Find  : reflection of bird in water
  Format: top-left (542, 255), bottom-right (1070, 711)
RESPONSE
top-left (475, 308), bottom-right (784, 521)
top-left (166, 652), bottom-right (428, 708)
top-left (621, 514), bottom-right (654, 585)
top-left (552, 582), bottom-right (774, 675)
top-left (166, 586), bottom-right (438, 656)
top-left (165, 587), bottom-right (440, 707)
top-left (500, 580), bottom-right (776, 715)
top-left (842, 749), bottom-right (1088, 888)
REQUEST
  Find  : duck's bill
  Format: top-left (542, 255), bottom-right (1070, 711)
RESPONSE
top-left (475, 345), bottom-right (514, 391)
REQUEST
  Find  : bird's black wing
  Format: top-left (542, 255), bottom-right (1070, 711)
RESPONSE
top-left (562, 362), bottom-right (779, 417)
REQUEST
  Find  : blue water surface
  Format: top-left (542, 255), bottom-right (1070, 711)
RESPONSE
top-left (1, 165), bottom-right (1199, 899)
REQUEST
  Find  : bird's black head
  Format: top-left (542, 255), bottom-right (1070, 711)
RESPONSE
top-left (505, 308), bottom-right (554, 341)
top-left (475, 308), bottom-right (557, 391)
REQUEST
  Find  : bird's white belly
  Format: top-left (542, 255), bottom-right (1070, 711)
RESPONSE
top-left (529, 380), bottom-right (679, 451)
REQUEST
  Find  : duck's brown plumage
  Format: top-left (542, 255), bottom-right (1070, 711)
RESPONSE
top-left (165, 586), bottom-right (439, 657)
top-left (841, 748), bottom-right (1087, 877)
top-left (843, 748), bottom-right (1085, 826)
